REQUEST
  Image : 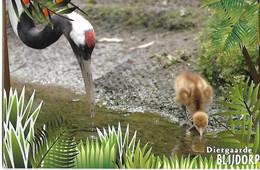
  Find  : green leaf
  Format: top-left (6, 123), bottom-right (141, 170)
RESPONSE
top-left (57, 7), bottom-right (77, 15)
top-left (48, 14), bottom-right (54, 30)
top-left (246, 81), bottom-right (254, 102)
top-left (244, 78), bottom-right (250, 96)
top-left (230, 115), bottom-right (235, 133)
top-left (218, 138), bottom-right (241, 144)
top-left (242, 115), bottom-right (246, 142)
top-left (30, 2), bottom-right (42, 22)
top-left (256, 111), bottom-right (260, 123)
top-left (40, 0), bottom-right (54, 3)
top-left (217, 130), bottom-right (234, 137)
top-left (37, 4), bottom-right (48, 23)
top-left (252, 99), bottom-right (260, 115)
top-left (11, 0), bottom-right (20, 22)
top-left (253, 124), bottom-right (259, 154)
top-left (21, 90), bottom-right (35, 127)
top-left (20, 0), bottom-right (34, 20)
top-left (3, 91), bottom-right (7, 123)
top-left (49, 0), bottom-right (71, 9)
top-left (3, 141), bottom-right (13, 168)
top-left (18, 87), bottom-right (25, 117)
top-left (9, 94), bottom-right (18, 129)
top-left (246, 117), bottom-right (253, 146)
top-left (11, 129), bottom-right (25, 168)
top-left (213, 110), bottom-right (248, 116)
top-left (249, 84), bottom-right (259, 108)
top-left (217, 101), bottom-right (247, 111)
top-left (222, 95), bottom-right (244, 105)
top-left (30, 118), bottom-right (77, 168)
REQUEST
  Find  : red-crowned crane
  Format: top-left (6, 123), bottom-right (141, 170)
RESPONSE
top-left (8, 0), bottom-right (96, 116)
top-left (174, 70), bottom-right (213, 136)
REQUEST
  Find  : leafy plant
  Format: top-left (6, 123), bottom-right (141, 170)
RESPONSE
top-left (97, 123), bottom-right (137, 165)
top-left (119, 142), bottom-right (258, 169)
top-left (10, 0), bottom-right (87, 29)
top-left (75, 137), bottom-right (117, 168)
top-left (3, 87), bottom-right (42, 168)
top-left (159, 155), bottom-right (258, 169)
top-left (29, 117), bottom-right (78, 168)
top-left (202, 0), bottom-right (260, 87)
top-left (213, 77), bottom-right (260, 166)
top-left (117, 141), bottom-right (158, 169)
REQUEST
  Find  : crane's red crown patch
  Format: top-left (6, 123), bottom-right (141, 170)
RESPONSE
top-left (85, 30), bottom-right (95, 48)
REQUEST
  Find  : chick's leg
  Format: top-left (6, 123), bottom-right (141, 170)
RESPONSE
top-left (180, 105), bottom-right (193, 127)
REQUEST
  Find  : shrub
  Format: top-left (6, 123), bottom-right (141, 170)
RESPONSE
top-left (3, 87), bottom-right (42, 168)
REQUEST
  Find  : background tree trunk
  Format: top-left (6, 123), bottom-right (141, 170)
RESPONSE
top-left (3, 0), bottom-right (10, 99)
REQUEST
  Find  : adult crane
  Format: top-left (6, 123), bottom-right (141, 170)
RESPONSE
top-left (7, 0), bottom-right (96, 116)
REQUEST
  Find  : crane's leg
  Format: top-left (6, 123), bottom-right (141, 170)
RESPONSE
top-left (180, 105), bottom-right (193, 127)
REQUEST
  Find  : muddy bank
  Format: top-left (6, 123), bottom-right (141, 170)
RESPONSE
top-left (7, 0), bottom-right (225, 131)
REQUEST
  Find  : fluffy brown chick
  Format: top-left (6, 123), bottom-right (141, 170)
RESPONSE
top-left (193, 111), bottom-right (208, 136)
top-left (174, 70), bottom-right (213, 136)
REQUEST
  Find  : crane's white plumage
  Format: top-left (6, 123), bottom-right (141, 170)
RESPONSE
top-left (67, 12), bottom-right (93, 47)
top-left (7, 0), bottom-right (96, 116)
top-left (8, 0), bottom-right (24, 37)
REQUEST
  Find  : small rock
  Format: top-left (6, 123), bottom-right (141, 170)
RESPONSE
top-left (72, 99), bottom-right (80, 102)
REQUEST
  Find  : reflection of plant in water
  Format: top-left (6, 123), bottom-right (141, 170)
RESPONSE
top-left (213, 77), bottom-right (260, 166)
top-left (3, 87), bottom-right (42, 168)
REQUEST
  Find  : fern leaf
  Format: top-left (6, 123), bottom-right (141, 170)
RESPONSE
top-left (29, 118), bottom-right (77, 168)
top-left (205, 0), bottom-right (258, 60)
top-left (249, 84), bottom-right (259, 108)
top-left (253, 124), bottom-right (259, 154)
top-left (246, 117), bottom-right (253, 146)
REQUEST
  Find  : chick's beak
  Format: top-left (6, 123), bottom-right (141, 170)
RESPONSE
top-left (198, 128), bottom-right (204, 136)
top-left (79, 58), bottom-right (95, 116)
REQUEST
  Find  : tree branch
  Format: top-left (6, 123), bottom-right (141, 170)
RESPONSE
top-left (242, 46), bottom-right (260, 85)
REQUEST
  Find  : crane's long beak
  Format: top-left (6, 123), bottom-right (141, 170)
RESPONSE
top-left (79, 58), bottom-right (96, 116)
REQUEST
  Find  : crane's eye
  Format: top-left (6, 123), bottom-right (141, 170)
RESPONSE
top-left (85, 30), bottom-right (95, 48)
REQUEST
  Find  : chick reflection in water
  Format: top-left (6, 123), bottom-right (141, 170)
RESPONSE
top-left (171, 134), bottom-right (206, 159)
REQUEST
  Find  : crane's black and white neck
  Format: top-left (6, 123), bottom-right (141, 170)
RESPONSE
top-left (8, 0), bottom-right (96, 116)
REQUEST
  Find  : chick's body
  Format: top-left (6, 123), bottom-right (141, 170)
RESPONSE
top-left (174, 71), bottom-right (213, 136)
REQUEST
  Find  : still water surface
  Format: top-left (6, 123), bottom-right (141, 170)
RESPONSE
top-left (12, 79), bottom-right (221, 159)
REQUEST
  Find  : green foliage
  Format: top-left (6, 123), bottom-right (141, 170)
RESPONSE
top-left (159, 155), bottom-right (258, 169)
top-left (203, 0), bottom-right (258, 59)
top-left (10, 0), bottom-right (86, 29)
top-left (75, 137), bottom-right (117, 168)
top-left (3, 87), bottom-right (42, 168)
top-left (120, 141), bottom-right (158, 169)
top-left (120, 144), bottom-right (258, 169)
top-left (214, 77), bottom-right (260, 159)
top-left (29, 118), bottom-right (78, 168)
top-left (97, 123), bottom-right (137, 165)
top-left (198, 0), bottom-right (259, 86)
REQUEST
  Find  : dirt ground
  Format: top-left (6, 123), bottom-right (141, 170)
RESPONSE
top-left (7, 0), bottom-right (224, 130)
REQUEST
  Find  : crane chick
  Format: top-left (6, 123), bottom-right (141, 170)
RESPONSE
top-left (174, 71), bottom-right (213, 136)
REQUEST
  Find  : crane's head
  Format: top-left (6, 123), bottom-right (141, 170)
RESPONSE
top-left (66, 13), bottom-right (96, 116)
top-left (193, 111), bottom-right (208, 136)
